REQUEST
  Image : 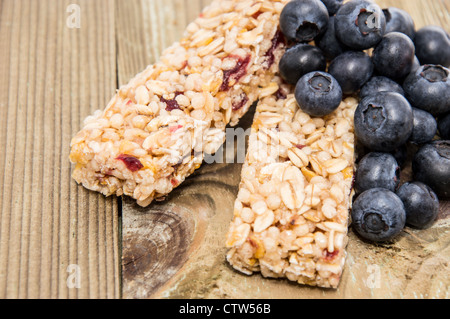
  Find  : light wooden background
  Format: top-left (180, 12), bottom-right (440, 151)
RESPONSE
top-left (0, 0), bottom-right (448, 299)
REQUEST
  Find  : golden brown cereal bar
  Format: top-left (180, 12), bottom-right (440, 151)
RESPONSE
top-left (69, 0), bottom-right (289, 206)
top-left (226, 78), bottom-right (357, 288)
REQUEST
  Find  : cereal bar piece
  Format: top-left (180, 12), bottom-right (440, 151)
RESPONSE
top-left (226, 79), bottom-right (358, 288)
top-left (69, 0), bottom-right (289, 207)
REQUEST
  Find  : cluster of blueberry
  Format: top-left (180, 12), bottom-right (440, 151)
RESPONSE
top-left (278, 0), bottom-right (450, 242)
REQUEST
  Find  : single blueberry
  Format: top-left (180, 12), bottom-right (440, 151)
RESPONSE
top-left (351, 188), bottom-right (406, 242)
top-left (382, 7), bottom-right (415, 40)
top-left (409, 108), bottom-right (438, 144)
top-left (280, 0), bottom-right (329, 43)
top-left (438, 112), bottom-right (450, 140)
top-left (355, 152), bottom-right (400, 194)
top-left (413, 140), bottom-right (450, 199)
top-left (294, 71), bottom-right (342, 117)
top-left (403, 65), bottom-right (450, 116)
top-left (354, 92), bottom-right (413, 152)
top-left (414, 26), bottom-right (450, 67)
top-left (279, 44), bottom-right (327, 85)
top-left (396, 182), bottom-right (440, 229)
top-left (315, 16), bottom-right (350, 60)
top-left (372, 32), bottom-right (416, 81)
top-left (360, 76), bottom-right (404, 99)
top-left (328, 51), bottom-right (373, 95)
top-left (320, 0), bottom-right (344, 16)
top-left (335, 0), bottom-right (386, 50)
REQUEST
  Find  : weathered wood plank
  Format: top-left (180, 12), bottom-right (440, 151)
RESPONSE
top-left (119, 0), bottom-right (449, 299)
top-left (0, 0), bottom-right (120, 299)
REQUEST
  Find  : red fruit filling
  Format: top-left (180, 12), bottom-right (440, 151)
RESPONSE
top-left (264, 30), bottom-right (286, 69)
top-left (117, 154), bottom-right (144, 172)
top-left (232, 93), bottom-right (249, 111)
top-left (220, 54), bottom-right (251, 92)
top-left (161, 92), bottom-right (184, 111)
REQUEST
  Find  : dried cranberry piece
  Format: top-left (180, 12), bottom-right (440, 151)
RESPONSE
top-left (220, 54), bottom-right (251, 92)
top-left (232, 93), bottom-right (249, 111)
top-left (161, 91), bottom-right (183, 111)
top-left (117, 154), bottom-right (144, 172)
top-left (169, 124), bottom-right (183, 133)
top-left (170, 178), bottom-right (179, 187)
top-left (264, 30), bottom-right (286, 69)
top-left (275, 88), bottom-right (288, 100)
top-left (323, 249), bottom-right (339, 261)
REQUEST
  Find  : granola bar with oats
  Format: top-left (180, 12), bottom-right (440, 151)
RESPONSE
top-left (226, 79), bottom-right (358, 288)
top-left (69, 0), bottom-right (290, 207)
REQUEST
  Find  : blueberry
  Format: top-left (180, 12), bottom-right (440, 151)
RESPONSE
top-left (409, 108), bottom-right (438, 144)
top-left (315, 16), bottom-right (349, 60)
top-left (335, 0), bottom-right (386, 50)
top-left (328, 51), bottom-right (373, 95)
top-left (320, 0), bottom-right (343, 16)
top-left (438, 112), bottom-right (450, 140)
top-left (414, 26), bottom-right (450, 67)
top-left (396, 182), bottom-right (439, 229)
top-left (390, 144), bottom-right (408, 169)
top-left (413, 140), bottom-right (450, 199)
top-left (411, 55), bottom-right (421, 72)
top-left (351, 188), bottom-right (406, 242)
top-left (279, 44), bottom-right (326, 85)
top-left (294, 71), bottom-right (342, 117)
top-left (355, 152), bottom-right (400, 193)
top-left (280, 0), bottom-right (329, 43)
top-left (359, 76), bottom-right (404, 99)
top-left (372, 32), bottom-right (416, 81)
top-left (354, 92), bottom-right (413, 152)
top-left (382, 7), bottom-right (415, 40)
top-left (403, 65), bottom-right (450, 116)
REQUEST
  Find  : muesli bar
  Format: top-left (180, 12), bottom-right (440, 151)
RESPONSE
top-left (69, 0), bottom-right (289, 206)
top-left (226, 79), bottom-right (357, 288)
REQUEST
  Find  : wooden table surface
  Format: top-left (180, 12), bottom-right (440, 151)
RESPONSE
top-left (0, 0), bottom-right (449, 299)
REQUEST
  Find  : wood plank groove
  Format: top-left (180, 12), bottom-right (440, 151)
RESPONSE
top-left (0, 0), bottom-right (120, 299)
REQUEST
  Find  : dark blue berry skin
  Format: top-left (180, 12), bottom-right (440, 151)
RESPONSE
top-left (280, 0), bottom-right (329, 43)
top-left (382, 7), bottom-right (415, 40)
top-left (409, 108), bottom-right (438, 144)
top-left (352, 188), bottom-right (406, 242)
top-left (320, 0), bottom-right (343, 16)
top-left (279, 44), bottom-right (326, 85)
top-left (354, 92), bottom-right (413, 152)
top-left (414, 26), bottom-right (450, 68)
top-left (411, 55), bottom-right (421, 72)
top-left (372, 32), bottom-right (416, 81)
top-left (294, 71), bottom-right (342, 117)
top-left (413, 140), bottom-right (450, 199)
top-left (396, 182), bottom-right (440, 229)
top-left (403, 65), bottom-right (450, 116)
top-left (390, 144), bottom-right (408, 169)
top-left (438, 113), bottom-right (450, 140)
top-left (328, 51), bottom-right (373, 95)
top-left (359, 76), bottom-right (404, 99)
top-left (315, 16), bottom-right (349, 60)
top-left (335, 0), bottom-right (386, 50)
top-left (355, 152), bottom-right (400, 194)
